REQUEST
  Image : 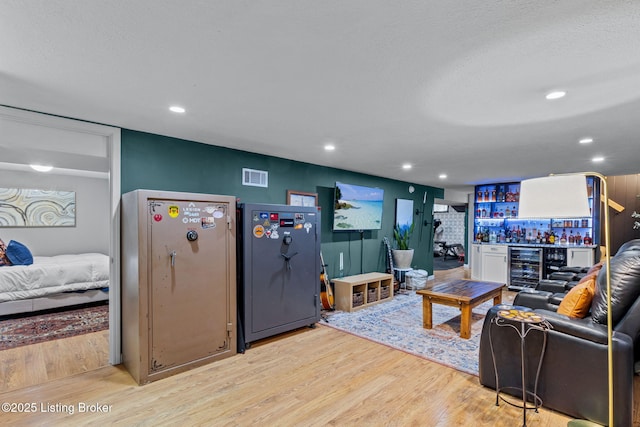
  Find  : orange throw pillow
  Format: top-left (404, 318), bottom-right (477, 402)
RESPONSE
top-left (557, 276), bottom-right (596, 318)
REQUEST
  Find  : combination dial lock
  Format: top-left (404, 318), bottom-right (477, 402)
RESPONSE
top-left (186, 230), bottom-right (198, 241)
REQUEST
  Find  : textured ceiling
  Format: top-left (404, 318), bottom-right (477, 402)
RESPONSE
top-left (1, 0), bottom-right (640, 194)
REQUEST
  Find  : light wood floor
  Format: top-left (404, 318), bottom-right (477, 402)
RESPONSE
top-left (0, 267), bottom-right (635, 426)
top-left (0, 326), bottom-right (109, 393)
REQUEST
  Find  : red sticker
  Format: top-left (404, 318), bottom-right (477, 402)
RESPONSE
top-left (154, 214), bottom-right (163, 222)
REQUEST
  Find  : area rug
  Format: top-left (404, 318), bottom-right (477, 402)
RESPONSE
top-left (322, 292), bottom-right (495, 376)
top-left (432, 256), bottom-right (464, 270)
top-left (0, 303), bottom-right (109, 351)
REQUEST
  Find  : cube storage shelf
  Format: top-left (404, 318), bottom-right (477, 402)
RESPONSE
top-left (333, 272), bottom-right (394, 312)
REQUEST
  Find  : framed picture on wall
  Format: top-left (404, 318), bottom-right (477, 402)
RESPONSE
top-left (286, 190), bottom-right (318, 207)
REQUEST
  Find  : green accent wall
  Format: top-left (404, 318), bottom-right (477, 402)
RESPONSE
top-left (121, 129), bottom-right (444, 278)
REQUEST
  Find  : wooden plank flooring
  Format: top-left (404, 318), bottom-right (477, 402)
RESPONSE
top-left (0, 328), bottom-right (109, 394)
top-left (0, 267), bottom-right (636, 426)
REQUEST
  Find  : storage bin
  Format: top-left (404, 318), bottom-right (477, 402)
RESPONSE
top-left (380, 285), bottom-right (390, 299)
top-left (405, 269), bottom-right (428, 290)
top-left (367, 287), bottom-right (378, 302)
top-left (353, 291), bottom-right (364, 307)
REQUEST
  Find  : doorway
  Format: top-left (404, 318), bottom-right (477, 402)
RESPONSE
top-left (0, 106), bottom-right (121, 390)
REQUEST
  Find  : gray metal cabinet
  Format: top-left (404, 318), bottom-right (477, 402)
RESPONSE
top-left (237, 203), bottom-right (320, 351)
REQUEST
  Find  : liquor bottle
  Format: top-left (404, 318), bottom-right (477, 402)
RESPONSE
top-left (484, 189), bottom-right (489, 202)
top-left (491, 189), bottom-right (496, 202)
top-left (576, 231), bottom-right (582, 245)
top-left (568, 230), bottom-right (575, 245)
top-left (549, 231), bottom-right (556, 244)
top-left (498, 188), bottom-right (504, 203)
top-left (560, 229), bottom-right (567, 245)
top-left (505, 190), bottom-right (512, 202)
top-left (584, 232), bottom-right (592, 245)
top-left (481, 207), bottom-right (487, 218)
top-left (511, 206), bottom-right (517, 217)
top-left (505, 206), bottom-right (510, 217)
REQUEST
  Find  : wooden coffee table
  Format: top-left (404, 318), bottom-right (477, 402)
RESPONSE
top-left (416, 279), bottom-right (504, 339)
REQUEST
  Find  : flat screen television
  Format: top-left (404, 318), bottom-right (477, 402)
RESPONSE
top-left (333, 181), bottom-right (384, 231)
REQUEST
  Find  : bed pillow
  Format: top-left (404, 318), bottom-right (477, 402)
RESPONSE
top-left (5, 240), bottom-right (34, 266)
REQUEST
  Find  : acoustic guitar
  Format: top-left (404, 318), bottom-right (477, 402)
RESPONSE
top-left (383, 237), bottom-right (400, 292)
top-left (320, 251), bottom-right (334, 310)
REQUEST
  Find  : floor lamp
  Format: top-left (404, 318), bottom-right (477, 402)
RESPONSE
top-left (518, 173), bottom-right (612, 427)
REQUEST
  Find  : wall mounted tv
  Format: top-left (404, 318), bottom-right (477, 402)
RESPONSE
top-left (333, 181), bottom-right (384, 231)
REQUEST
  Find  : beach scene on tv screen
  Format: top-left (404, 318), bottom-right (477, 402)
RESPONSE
top-left (334, 182), bottom-right (384, 230)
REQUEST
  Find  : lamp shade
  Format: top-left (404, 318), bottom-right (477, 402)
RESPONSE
top-left (518, 175), bottom-right (591, 219)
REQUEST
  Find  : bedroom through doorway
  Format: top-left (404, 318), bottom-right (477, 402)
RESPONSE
top-left (0, 106), bottom-right (120, 392)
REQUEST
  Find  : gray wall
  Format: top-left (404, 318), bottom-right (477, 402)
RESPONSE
top-left (0, 170), bottom-right (109, 256)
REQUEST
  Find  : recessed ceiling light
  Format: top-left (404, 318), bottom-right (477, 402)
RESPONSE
top-left (169, 106), bottom-right (186, 113)
top-left (545, 90), bottom-right (566, 100)
top-left (402, 163), bottom-right (412, 170)
top-left (579, 137), bottom-right (593, 144)
top-left (439, 174), bottom-right (447, 179)
top-left (324, 144), bottom-right (335, 151)
top-left (30, 164), bottom-right (53, 172)
top-left (592, 156), bottom-right (605, 162)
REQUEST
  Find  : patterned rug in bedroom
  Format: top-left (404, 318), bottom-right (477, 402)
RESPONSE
top-left (322, 291), bottom-right (498, 376)
top-left (0, 303), bottom-right (109, 351)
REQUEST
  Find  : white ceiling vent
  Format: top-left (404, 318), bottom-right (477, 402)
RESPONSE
top-left (242, 168), bottom-right (268, 188)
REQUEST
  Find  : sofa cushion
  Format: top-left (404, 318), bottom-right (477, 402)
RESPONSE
top-left (549, 271), bottom-right (578, 281)
top-left (615, 239), bottom-right (640, 256)
top-left (591, 253), bottom-right (640, 325)
top-left (557, 276), bottom-right (595, 318)
top-left (559, 266), bottom-right (584, 274)
top-left (584, 261), bottom-right (604, 278)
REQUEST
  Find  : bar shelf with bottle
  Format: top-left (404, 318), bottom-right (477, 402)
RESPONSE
top-left (473, 177), bottom-right (598, 247)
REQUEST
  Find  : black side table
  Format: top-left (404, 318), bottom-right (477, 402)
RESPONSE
top-left (489, 308), bottom-right (551, 427)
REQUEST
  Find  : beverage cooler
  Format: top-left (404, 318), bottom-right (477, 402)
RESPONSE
top-left (508, 247), bottom-right (543, 291)
top-left (543, 247), bottom-right (567, 279)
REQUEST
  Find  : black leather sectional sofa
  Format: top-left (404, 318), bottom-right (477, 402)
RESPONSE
top-left (478, 239), bottom-right (640, 426)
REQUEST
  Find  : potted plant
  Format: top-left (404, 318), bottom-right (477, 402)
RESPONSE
top-left (392, 222), bottom-right (415, 269)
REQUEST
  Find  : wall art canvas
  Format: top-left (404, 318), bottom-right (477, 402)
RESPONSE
top-left (0, 188), bottom-right (76, 227)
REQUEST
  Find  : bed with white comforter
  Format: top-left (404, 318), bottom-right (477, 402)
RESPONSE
top-left (0, 253), bottom-right (109, 315)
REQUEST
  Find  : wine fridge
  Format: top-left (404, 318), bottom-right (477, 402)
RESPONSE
top-left (508, 247), bottom-right (543, 291)
top-left (543, 247), bottom-right (567, 279)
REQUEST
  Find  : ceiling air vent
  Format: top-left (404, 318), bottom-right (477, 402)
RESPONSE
top-left (242, 168), bottom-right (268, 188)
